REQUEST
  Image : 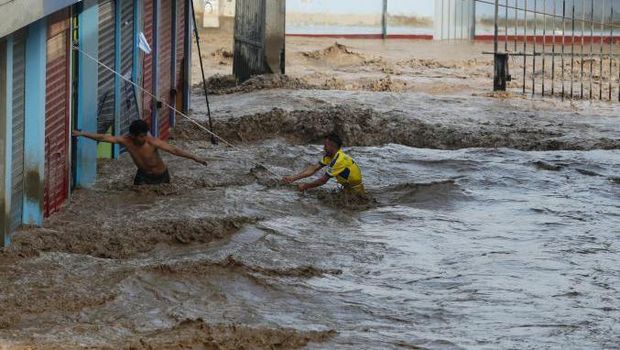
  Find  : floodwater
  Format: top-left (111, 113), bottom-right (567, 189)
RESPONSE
top-left (2, 37), bottom-right (620, 349)
top-left (2, 87), bottom-right (619, 349)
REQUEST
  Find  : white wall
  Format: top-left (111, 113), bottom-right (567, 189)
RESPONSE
top-left (287, 0), bottom-right (437, 35)
top-left (0, 0), bottom-right (83, 38)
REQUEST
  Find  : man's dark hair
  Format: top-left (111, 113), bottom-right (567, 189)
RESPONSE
top-left (129, 120), bottom-right (149, 136)
top-left (325, 133), bottom-right (343, 148)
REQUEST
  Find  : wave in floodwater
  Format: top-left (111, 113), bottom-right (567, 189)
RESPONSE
top-left (2, 140), bottom-right (620, 349)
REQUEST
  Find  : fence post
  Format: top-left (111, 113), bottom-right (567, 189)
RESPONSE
top-left (493, 0), bottom-right (509, 91)
top-left (382, 0), bottom-right (388, 39)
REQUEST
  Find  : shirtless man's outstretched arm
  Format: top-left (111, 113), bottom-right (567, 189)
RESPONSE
top-left (72, 129), bottom-right (207, 166)
top-left (72, 130), bottom-right (125, 145)
top-left (150, 137), bottom-right (209, 166)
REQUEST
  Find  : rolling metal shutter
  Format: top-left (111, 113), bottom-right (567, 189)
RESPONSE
top-left (175, 0), bottom-right (185, 115)
top-left (44, 10), bottom-right (71, 217)
top-left (97, 0), bottom-right (116, 135)
top-left (10, 30), bottom-right (26, 232)
top-left (142, 0), bottom-right (154, 125)
top-left (120, 0), bottom-right (139, 149)
top-left (158, 0), bottom-right (173, 140)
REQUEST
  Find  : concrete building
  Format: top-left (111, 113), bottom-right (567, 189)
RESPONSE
top-left (0, 0), bottom-right (193, 247)
top-left (196, 0), bottom-right (476, 39)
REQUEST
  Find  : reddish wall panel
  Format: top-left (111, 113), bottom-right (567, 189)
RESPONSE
top-left (175, 0), bottom-right (185, 113)
top-left (158, 0), bottom-right (173, 140)
top-left (142, 0), bottom-right (154, 127)
top-left (44, 10), bottom-right (71, 217)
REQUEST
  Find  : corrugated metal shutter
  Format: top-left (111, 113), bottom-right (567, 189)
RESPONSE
top-left (175, 0), bottom-right (185, 114)
top-left (120, 0), bottom-right (139, 150)
top-left (98, 0), bottom-right (116, 134)
top-left (158, 0), bottom-right (173, 140)
top-left (434, 0), bottom-right (475, 40)
top-left (142, 0), bottom-right (154, 125)
top-left (44, 10), bottom-right (71, 217)
top-left (233, 0), bottom-right (266, 82)
top-left (10, 30), bottom-right (26, 232)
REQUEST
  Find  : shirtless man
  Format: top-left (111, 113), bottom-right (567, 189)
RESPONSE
top-left (72, 120), bottom-right (208, 185)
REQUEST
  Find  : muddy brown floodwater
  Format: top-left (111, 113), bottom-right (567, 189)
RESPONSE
top-left (1, 35), bottom-right (620, 349)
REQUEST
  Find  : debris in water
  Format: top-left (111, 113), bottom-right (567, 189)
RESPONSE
top-left (534, 161), bottom-right (563, 171)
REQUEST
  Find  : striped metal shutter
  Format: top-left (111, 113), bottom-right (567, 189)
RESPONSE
top-left (120, 0), bottom-right (139, 146)
top-left (10, 30), bottom-right (26, 232)
top-left (44, 10), bottom-right (71, 217)
top-left (175, 0), bottom-right (185, 115)
top-left (97, 0), bottom-right (116, 135)
top-left (158, 0), bottom-right (173, 140)
top-left (142, 0), bottom-right (154, 125)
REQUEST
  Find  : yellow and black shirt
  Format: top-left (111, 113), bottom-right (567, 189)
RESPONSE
top-left (319, 149), bottom-right (364, 192)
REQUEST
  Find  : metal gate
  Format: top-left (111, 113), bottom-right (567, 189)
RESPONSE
top-left (158, 0), bottom-right (174, 140)
top-left (98, 0), bottom-right (116, 137)
top-left (485, 0), bottom-right (620, 101)
top-left (233, 0), bottom-right (266, 81)
top-left (10, 30), bottom-right (26, 232)
top-left (143, 0), bottom-right (154, 125)
top-left (233, 0), bottom-right (285, 82)
top-left (44, 10), bottom-right (71, 217)
top-left (120, 0), bottom-right (140, 143)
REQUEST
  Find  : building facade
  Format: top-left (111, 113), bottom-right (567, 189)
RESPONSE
top-left (0, 0), bottom-right (192, 247)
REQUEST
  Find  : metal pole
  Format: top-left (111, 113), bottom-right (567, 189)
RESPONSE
top-left (515, 0), bottom-right (519, 52)
top-left (610, 7), bottom-right (614, 101)
top-left (581, 0), bottom-right (585, 98)
top-left (589, 0), bottom-right (594, 99)
top-left (532, 0), bottom-right (537, 95)
top-left (562, 0), bottom-right (566, 99)
top-left (551, 0), bottom-right (556, 96)
top-left (599, 0), bottom-right (605, 100)
top-left (505, 0), bottom-right (509, 51)
top-left (542, 0), bottom-right (547, 95)
top-left (382, 0), bottom-right (388, 39)
top-left (570, 3), bottom-right (575, 99)
top-left (494, 0), bottom-right (501, 90)
top-left (495, 0), bottom-right (500, 54)
top-left (190, 0), bottom-right (217, 144)
top-left (524, 0), bottom-right (529, 94)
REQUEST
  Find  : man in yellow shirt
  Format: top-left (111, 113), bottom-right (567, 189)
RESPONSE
top-left (282, 133), bottom-right (364, 194)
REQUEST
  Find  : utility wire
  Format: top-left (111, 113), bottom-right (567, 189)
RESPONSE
top-left (72, 45), bottom-right (282, 178)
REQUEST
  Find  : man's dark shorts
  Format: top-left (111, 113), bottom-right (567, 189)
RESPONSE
top-left (134, 168), bottom-right (171, 185)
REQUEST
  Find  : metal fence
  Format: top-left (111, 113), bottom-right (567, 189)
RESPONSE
top-left (485, 0), bottom-right (620, 101)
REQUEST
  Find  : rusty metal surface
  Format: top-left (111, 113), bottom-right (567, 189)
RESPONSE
top-left (233, 0), bottom-right (265, 82)
top-left (120, 0), bottom-right (139, 140)
top-left (44, 9), bottom-right (71, 217)
top-left (158, 0), bottom-right (173, 140)
top-left (233, 0), bottom-right (284, 82)
top-left (142, 0), bottom-right (154, 124)
top-left (97, 0), bottom-right (116, 134)
top-left (175, 0), bottom-right (186, 114)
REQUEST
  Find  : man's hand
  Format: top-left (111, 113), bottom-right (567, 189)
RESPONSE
top-left (297, 183), bottom-right (309, 192)
top-left (195, 158), bottom-right (209, 167)
top-left (72, 130), bottom-right (83, 137)
top-left (282, 176), bottom-right (296, 184)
